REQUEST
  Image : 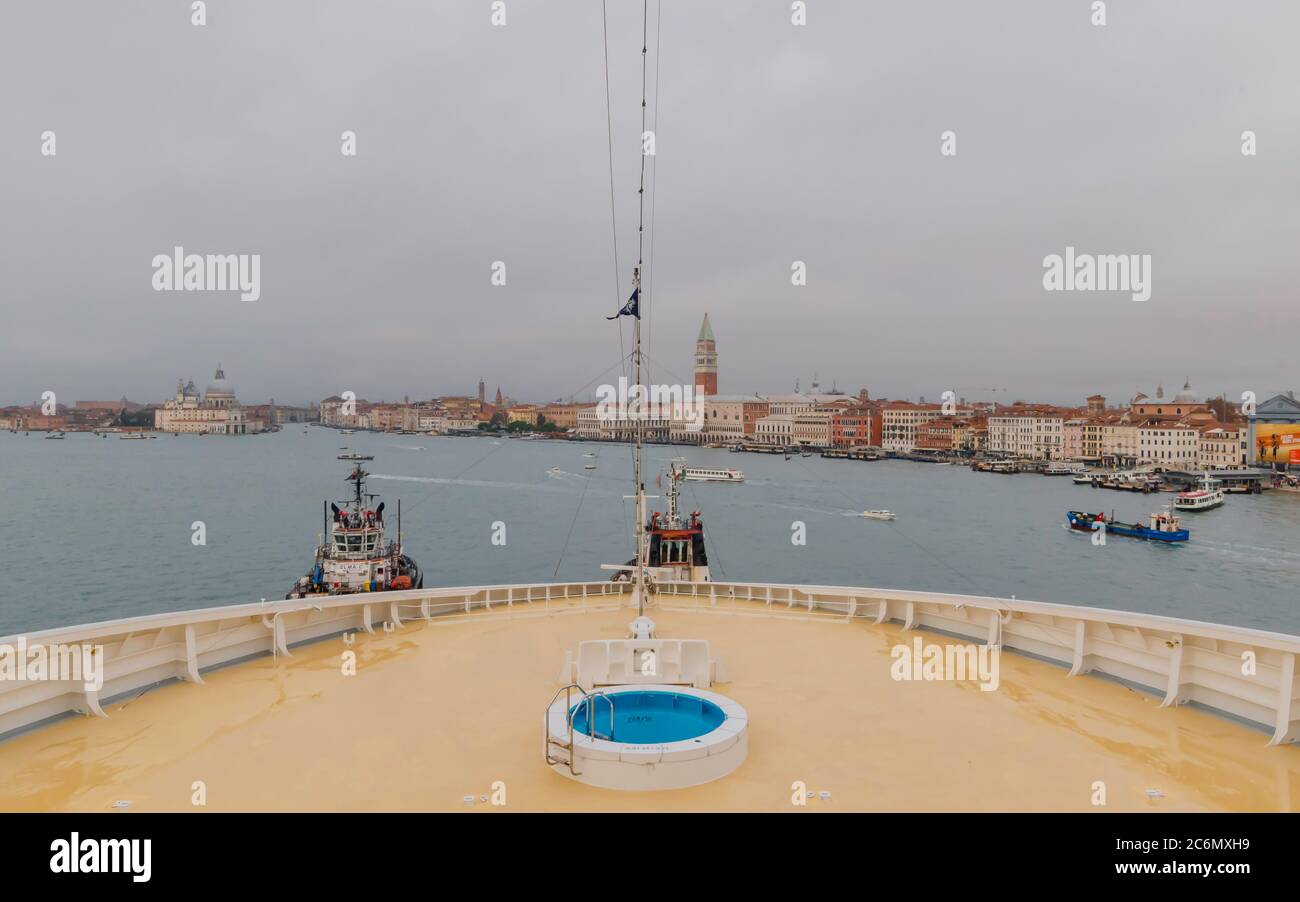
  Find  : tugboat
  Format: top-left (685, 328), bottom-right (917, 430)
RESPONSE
top-left (286, 453), bottom-right (423, 598)
top-left (1066, 507), bottom-right (1189, 543)
top-left (610, 460), bottom-right (710, 583)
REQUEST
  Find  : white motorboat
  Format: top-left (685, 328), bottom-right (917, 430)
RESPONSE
top-left (862, 510), bottom-right (895, 521)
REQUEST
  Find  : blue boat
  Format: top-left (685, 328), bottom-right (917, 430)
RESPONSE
top-left (1066, 509), bottom-right (1189, 543)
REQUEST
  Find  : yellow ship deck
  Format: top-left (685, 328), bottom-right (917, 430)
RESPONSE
top-left (2, 593), bottom-right (1297, 812)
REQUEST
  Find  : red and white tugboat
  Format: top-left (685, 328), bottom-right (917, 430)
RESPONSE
top-left (286, 453), bottom-right (423, 598)
top-left (608, 459), bottom-right (710, 584)
top-left (646, 460), bottom-right (711, 582)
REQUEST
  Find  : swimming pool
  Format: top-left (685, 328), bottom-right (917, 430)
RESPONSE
top-left (570, 690), bottom-right (726, 743)
top-left (547, 683), bottom-right (748, 790)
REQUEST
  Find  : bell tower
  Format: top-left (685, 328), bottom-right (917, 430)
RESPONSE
top-left (694, 313), bottom-right (717, 397)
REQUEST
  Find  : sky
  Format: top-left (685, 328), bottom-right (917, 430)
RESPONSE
top-left (1, 0), bottom-right (1298, 408)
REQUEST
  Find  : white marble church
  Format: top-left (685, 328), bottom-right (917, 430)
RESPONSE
top-left (154, 366), bottom-right (263, 435)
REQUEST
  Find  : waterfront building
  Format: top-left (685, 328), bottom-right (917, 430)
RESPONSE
top-left (986, 405), bottom-right (1065, 460)
top-left (962, 417), bottom-right (989, 453)
top-left (690, 397), bottom-right (769, 445)
top-left (1081, 416), bottom-right (1110, 462)
top-left (1063, 418), bottom-right (1085, 461)
top-left (1137, 422), bottom-right (1199, 468)
top-left (505, 404), bottom-right (541, 426)
top-left (830, 401), bottom-right (877, 447)
top-left (1248, 392), bottom-right (1300, 467)
top-left (154, 367), bottom-right (263, 435)
top-left (320, 395), bottom-right (380, 429)
top-left (881, 402), bottom-right (946, 452)
top-left (576, 406), bottom-right (601, 440)
top-left (1100, 421), bottom-right (1140, 467)
top-left (1198, 424), bottom-right (1250, 470)
top-left (916, 417), bottom-right (958, 452)
top-left (440, 411), bottom-right (481, 432)
top-left (540, 403), bottom-right (587, 431)
top-left (368, 404), bottom-right (403, 432)
top-left (754, 413), bottom-right (794, 445)
top-left (791, 409), bottom-right (834, 447)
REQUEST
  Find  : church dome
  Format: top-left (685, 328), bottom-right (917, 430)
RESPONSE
top-left (1172, 381), bottom-right (1201, 404)
top-left (206, 365), bottom-right (234, 397)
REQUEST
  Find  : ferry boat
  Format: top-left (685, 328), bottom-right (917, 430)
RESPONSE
top-left (286, 453), bottom-right (423, 598)
top-left (1174, 474), bottom-right (1226, 512)
top-left (1066, 508), bottom-right (1189, 542)
top-left (1043, 463), bottom-right (1085, 476)
top-left (681, 466), bottom-right (744, 483)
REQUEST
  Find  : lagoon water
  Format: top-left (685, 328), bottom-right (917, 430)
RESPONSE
top-left (4, 428), bottom-right (1299, 635)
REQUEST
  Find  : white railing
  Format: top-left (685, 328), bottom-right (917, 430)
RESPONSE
top-left (2, 578), bottom-right (1298, 746)
top-left (657, 580), bottom-right (1300, 745)
top-left (0, 581), bottom-right (626, 737)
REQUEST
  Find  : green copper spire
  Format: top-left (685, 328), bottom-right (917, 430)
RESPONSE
top-left (697, 312), bottom-right (714, 343)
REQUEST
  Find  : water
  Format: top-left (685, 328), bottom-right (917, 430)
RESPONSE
top-left (570, 691), bottom-right (726, 743)
top-left (4, 428), bottom-right (1299, 635)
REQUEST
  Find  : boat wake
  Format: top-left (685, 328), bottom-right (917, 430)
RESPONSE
top-left (370, 473), bottom-right (568, 492)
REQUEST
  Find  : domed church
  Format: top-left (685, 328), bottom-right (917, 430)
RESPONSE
top-left (154, 366), bottom-right (264, 434)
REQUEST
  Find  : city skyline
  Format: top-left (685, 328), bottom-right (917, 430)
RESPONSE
top-left (4, 2), bottom-right (1299, 408)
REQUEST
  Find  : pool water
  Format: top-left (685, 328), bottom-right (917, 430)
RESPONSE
top-left (570, 691), bottom-right (726, 743)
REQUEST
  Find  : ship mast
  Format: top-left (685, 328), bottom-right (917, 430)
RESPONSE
top-left (632, 1), bottom-right (651, 617)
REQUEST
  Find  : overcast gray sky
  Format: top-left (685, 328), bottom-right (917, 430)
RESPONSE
top-left (2, 0), bottom-right (1298, 407)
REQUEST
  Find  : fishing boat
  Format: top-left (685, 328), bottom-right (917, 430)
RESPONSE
top-left (1066, 508), bottom-right (1189, 542)
top-left (286, 453), bottom-right (423, 598)
top-left (681, 466), bottom-right (744, 483)
top-left (1174, 474), bottom-right (1226, 512)
top-left (862, 510), bottom-right (896, 521)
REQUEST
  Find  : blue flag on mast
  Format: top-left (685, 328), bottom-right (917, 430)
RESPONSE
top-left (606, 287), bottom-right (640, 320)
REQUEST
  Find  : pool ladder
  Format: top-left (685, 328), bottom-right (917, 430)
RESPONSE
top-left (544, 684), bottom-right (615, 776)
